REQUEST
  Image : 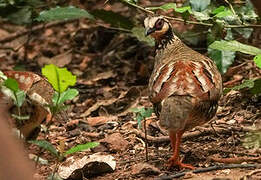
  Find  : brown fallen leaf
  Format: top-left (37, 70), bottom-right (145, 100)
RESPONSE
top-left (37, 50), bottom-right (72, 67)
top-left (1, 71), bottom-right (54, 139)
top-left (80, 98), bottom-right (118, 117)
top-left (86, 116), bottom-right (118, 127)
top-left (79, 56), bottom-right (92, 71)
top-left (100, 133), bottom-right (129, 152)
top-left (223, 75), bottom-right (243, 87)
top-left (79, 70), bottom-right (116, 85)
top-left (131, 163), bottom-right (160, 176)
top-left (65, 120), bottom-right (80, 130)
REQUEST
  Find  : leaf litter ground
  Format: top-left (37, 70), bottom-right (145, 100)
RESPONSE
top-left (0, 11), bottom-right (261, 180)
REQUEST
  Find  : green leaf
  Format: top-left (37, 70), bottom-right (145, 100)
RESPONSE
top-left (234, 28), bottom-right (253, 39)
top-left (160, 3), bottom-right (176, 11)
top-left (130, 107), bottom-right (142, 113)
top-left (189, 0), bottom-right (210, 12)
top-left (53, 88), bottom-right (79, 105)
top-left (212, 6), bottom-right (225, 15)
top-left (233, 79), bottom-right (255, 90)
top-left (136, 113), bottom-right (143, 129)
top-left (42, 64), bottom-right (76, 93)
top-left (208, 48), bottom-right (235, 74)
top-left (64, 142), bottom-right (99, 156)
top-left (131, 27), bottom-right (154, 46)
top-left (29, 140), bottom-right (59, 158)
top-left (209, 40), bottom-right (261, 55)
top-left (175, 6), bottom-right (192, 13)
top-left (254, 54), bottom-right (261, 69)
top-left (4, 78), bottom-right (19, 92)
top-left (250, 78), bottom-right (261, 94)
top-left (140, 108), bottom-right (153, 118)
top-left (48, 103), bottom-right (68, 115)
top-left (91, 9), bottom-right (133, 30)
top-left (224, 28), bottom-right (233, 40)
top-left (14, 90), bottom-right (26, 107)
top-left (214, 9), bottom-right (233, 18)
top-left (52, 92), bottom-right (59, 105)
top-left (147, 3), bottom-right (191, 14)
top-left (2, 78), bottom-right (25, 107)
top-left (192, 10), bottom-right (210, 21)
top-left (224, 79), bottom-right (255, 94)
top-left (236, 0), bottom-right (258, 22)
top-left (35, 6), bottom-right (94, 22)
top-left (147, 3), bottom-right (176, 11)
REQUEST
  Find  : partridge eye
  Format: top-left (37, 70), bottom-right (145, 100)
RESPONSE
top-left (155, 19), bottom-right (164, 29)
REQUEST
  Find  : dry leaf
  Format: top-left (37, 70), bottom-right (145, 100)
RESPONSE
top-left (86, 116), bottom-right (117, 127)
top-left (58, 153), bottom-right (116, 179)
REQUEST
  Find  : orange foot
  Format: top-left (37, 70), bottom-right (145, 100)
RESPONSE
top-left (167, 157), bottom-right (195, 170)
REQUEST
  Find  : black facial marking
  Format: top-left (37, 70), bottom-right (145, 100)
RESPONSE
top-left (155, 19), bottom-right (164, 30)
top-left (155, 24), bottom-right (174, 50)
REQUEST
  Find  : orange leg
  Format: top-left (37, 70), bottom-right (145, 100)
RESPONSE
top-left (167, 130), bottom-right (195, 170)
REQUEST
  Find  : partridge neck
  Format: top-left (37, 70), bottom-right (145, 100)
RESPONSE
top-left (155, 28), bottom-right (178, 51)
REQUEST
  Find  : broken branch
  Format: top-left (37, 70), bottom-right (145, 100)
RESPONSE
top-left (132, 126), bottom-right (253, 143)
top-left (156, 164), bottom-right (260, 180)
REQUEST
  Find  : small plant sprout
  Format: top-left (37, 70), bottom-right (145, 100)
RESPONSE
top-left (29, 140), bottom-right (100, 161)
top-left (0, 71), bottom-right (27, 120)
top-left (131, 107), bottom-right (153, 161)
top-left (41, 64), bottom-right (79, 116)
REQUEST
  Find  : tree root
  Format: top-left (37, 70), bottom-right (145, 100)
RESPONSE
top-left (156, 164), bottom-right (261, 180)
top-left (210, 156), bottom-right (261, 164)
top-left (132, 126), bottom-right (253, 143)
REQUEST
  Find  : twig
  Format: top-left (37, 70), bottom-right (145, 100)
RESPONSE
top-left (24, 23), bottom-right (33, 61)
top-left (156, 164), bottom-right (260, 180)
top-left (132, 126), bottom-right (253, 143)
top-left (120, 0), bottom-right (261, 28)
top-left (0, 20), bottom-right (76, 43)
top-left (144, 119), bottom-right (149, 161)
top-left (120, 0), bottom-right (154, 14)
top-left (210, 122), bottom-right (221, 137)
top-left (0, 43), bottom-right (25, 52)
top-left (51, 161), bottom-right (60, 180)
top-left (224, 24), bottom-right (261, 28)
top-left (96, 23), bottom-right (132, 33)
top-left (224, 0), bottom-right (242, 24)
top-left (207, 149), bottom-right (259, 157)
top-left (243, 169), bottom-right (261, 178)
top-left (210, 156), bottom-right (261, 164)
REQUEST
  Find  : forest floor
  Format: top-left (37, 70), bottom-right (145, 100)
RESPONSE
top-left (0, 2), bottom-right (261, 180)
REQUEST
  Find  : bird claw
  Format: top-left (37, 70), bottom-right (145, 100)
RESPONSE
top-left (167, 157), bottom-right (195, 170)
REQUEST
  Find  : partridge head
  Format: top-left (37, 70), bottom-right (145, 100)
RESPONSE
top-left (144, 16), bottom-right (222, 169)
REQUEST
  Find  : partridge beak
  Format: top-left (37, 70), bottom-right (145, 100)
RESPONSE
top-left (145, 27), bottom-right (155, 36)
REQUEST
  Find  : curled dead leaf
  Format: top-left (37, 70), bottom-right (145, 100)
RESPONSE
top-left (0, 71), bottom-right (54, 139)
top-left (58, 153), bottom-right (116, 179)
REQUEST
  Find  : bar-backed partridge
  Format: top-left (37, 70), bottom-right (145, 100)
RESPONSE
top-left (144, 16), bottom-right (222, 169)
